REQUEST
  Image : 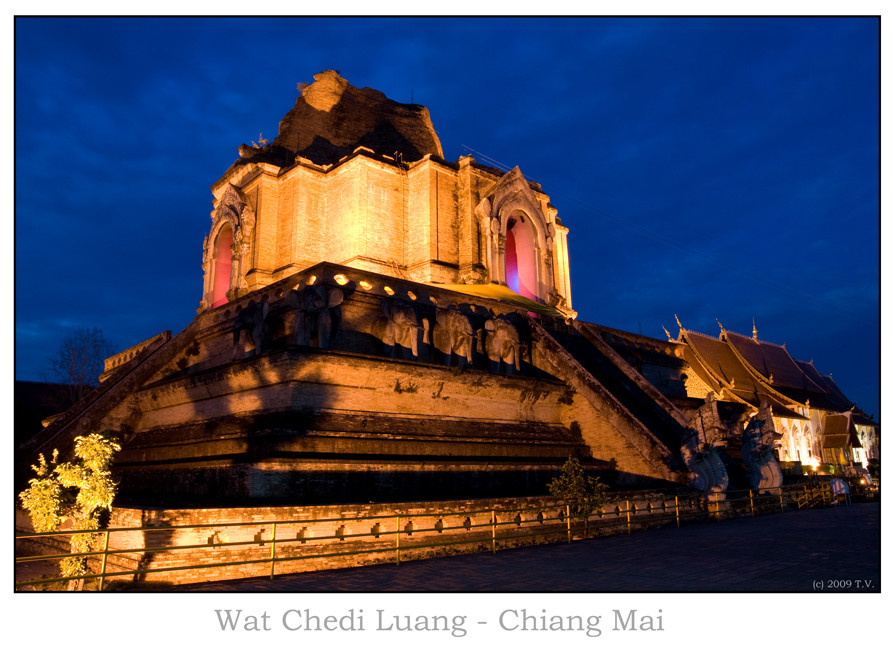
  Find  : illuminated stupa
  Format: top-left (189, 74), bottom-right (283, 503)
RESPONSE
top-left (22, 71), bottom-right (875, 505)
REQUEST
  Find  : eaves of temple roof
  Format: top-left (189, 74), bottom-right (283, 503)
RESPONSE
top-left (715, 328), bottom-right (833, 410)
top-left (681, 329), bottom-right (765, 393)
top-left (678, 328), bottom-right (803, 417)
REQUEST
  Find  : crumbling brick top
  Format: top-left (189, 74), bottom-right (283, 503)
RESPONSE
top-left (239, 70), bottom-right (443, 167)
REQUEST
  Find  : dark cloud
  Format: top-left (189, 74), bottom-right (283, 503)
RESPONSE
top-left (15, 17), bottom-right (879, 419)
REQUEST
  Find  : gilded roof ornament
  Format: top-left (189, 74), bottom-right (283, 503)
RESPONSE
top-left (674, 314), bottom-right (683, 330)
top-left (752, 318), bottom-right (758, 341)
top-left (662, 325), bottom-right (672, 341)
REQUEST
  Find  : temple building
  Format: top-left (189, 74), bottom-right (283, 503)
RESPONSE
top-left (20, 71), bottom-right (877, 505)
top-left (672, 320), bottom-right (878, 474)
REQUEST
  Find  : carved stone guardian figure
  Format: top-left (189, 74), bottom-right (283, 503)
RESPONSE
top-left (682, 392), bottom-right (730, 495)
top-left (740, 399), bottom-right (784, 492)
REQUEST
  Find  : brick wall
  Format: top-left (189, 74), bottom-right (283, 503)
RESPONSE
top-left (92, 491), bottom-right (700, 588)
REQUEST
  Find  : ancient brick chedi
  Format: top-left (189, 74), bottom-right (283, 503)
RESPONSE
top-left (22, 71), bottom-right (876, 506)
top-left (200, 69), bottom-right (573, 316)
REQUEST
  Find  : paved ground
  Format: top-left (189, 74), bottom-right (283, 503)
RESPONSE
top-left (175, 502), bottom-right (880, 593)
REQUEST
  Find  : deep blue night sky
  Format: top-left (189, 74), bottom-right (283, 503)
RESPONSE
top-left (15, 17), bottom-right (880, 419)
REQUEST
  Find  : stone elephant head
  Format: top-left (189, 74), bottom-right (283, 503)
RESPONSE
top-left (232, 300), bottom-right (270, 357)
top-left (371, 299), bottom-right (419, 358)
top-left (286, 284), bottom-right (344, 349)
top-left (432, 307), bottom-right (474, 368)
top-left (484, 316), bottom-right (521, 374)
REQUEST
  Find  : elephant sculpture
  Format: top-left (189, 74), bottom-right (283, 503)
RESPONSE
top-left (431, 307), bottom-right (474, 368)
top-left (232, 301), bottom-right (270, 357)
top-left (370, 299), bottom-right (420, 358)
top-left (484, 316), bottom-right (521, 374)
top-left (285, 284), bottom-right (343, 349)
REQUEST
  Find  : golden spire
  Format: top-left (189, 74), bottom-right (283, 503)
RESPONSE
top-left (675, 314), bottom-right (683, 330)
top-left (716, 318), bottom-right (724, 332)
top-left (662, 325), bottom-right (672, 341)
top-left (752, 317), bottom-right (758, 341)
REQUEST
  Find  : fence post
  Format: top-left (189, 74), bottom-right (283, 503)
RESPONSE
top-left (269, 523), bottom-right (277, 580)
top-left (396, 515), bottom-right (401, 566)
top-left (626, 500), bottom-right (632, 535)
top-left (566, 505), bottom-right (571, 543)
top-left (674, 495), bottom-right (680, 528)
top-left (749, 490), bottom-right (755, 517)
top-left (98, 530), bottom-right (110, 592)
top-left (492, 510), bottom-right (497, 553)
top-left (779, 488), bottom-right (784, 512)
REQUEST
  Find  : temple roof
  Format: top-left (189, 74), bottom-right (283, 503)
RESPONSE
top-left (682, 330), bottom-right (763, 394)
top-left (822, 412), bottom-right (862, 448)
top-left (723, 331), bottom-right (825, 392)
top-left (677, 324), bottom-right (865, 419)
top-left (237, 70), bottom-right (443, 167)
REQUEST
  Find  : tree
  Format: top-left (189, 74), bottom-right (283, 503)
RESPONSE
top-left (47, 327), bottom-right (115, 405)
top-left (548, 456), bottom-right (608, 517)
top-left (19, 433), bottom-right (121, 590)
top-left (867, 458), bottom-right (879, 480)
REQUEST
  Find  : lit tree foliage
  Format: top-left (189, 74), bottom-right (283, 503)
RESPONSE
top-left (19, 433), bottom-right (121, 590)
top-left (548, 456), bottom-right (607, 517)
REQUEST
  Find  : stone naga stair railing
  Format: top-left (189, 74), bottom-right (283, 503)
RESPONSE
top-left (525, 315), bottom-right (682, 483)
top-left (20, 317), bottom-right (205, 466)
top-left (573, 321), bottom-right (693, 430)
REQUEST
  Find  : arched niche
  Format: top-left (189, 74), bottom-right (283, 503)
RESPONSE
top-left (505, 211), bottom-right (538, 301)
top-left (199, 184), bottom-right (255, 312)
top-left (475, 168), bottom-right (554, 304)
top-left (211, 225), bottom-right (233, 308)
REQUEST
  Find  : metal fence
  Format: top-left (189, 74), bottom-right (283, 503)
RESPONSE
top-left (15, 482), bottom-right (840, 591)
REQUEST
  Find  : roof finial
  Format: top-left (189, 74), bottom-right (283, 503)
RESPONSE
top-left (752, 317), bottom-right (758, 341)
top-left (675, 314), bottom-right (683, 330)
top-left (716, 318), bottom-right (724, 332)
top-left (662, 325), bottom-right (672, 341)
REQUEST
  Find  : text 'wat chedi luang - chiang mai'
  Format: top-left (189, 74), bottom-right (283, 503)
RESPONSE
top-left (21, 70), bottom-right (878, 506)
